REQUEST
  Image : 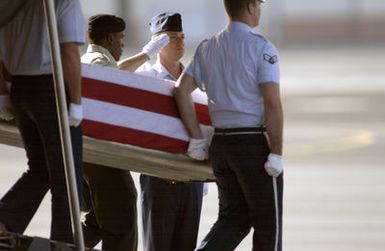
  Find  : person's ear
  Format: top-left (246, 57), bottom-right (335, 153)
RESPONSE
top-left (247, 1), bottom-right (255, 15)
top-left (106, 33), bottom-right (114, 44)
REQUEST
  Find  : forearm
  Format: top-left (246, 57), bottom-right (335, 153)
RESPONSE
top-left (260, 82), bottom-right (284, 155)
top-left (117, 53), bottom-right (149, 72)
top-left (61, 43), bottom-right (82, 104)
top-left (173, 75), bottom-right (203, 139)
top-left (264, 102), bottom-right (283, 155)
top-left (174, 90), bottom-right (203, 138)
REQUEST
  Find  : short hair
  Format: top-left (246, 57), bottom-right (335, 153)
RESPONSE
top-left (223, 0), bottom-right (262, 18)
top-left (87, 14), bottom-right (125, 44)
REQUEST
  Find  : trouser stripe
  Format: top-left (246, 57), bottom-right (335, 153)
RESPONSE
top-left (272, 177), bottom-right (279, 251)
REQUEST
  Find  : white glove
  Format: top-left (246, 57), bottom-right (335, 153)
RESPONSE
top-left (187, 138), bottom-right (208, 161)
top-left (0, 94), bottom-right (14, 121)
top-left (68, 103), bottom-right (83, 127)
top-left (264, 153), bottom-right (283, 177)
top-left (141, 34), bottom-right (170, 58)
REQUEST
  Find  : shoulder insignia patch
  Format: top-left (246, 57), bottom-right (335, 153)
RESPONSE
top-left (263, 54), bottom-right (278, 64)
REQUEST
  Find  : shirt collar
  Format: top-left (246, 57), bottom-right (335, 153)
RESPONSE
top-left (227, 21), bottom-right (254, 33)
top-left (87, 44), bottom-right (117, 65)
top-left (153, 59), bottom-right (184, 81)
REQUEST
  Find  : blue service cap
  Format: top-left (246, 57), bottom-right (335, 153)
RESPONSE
top-left (149, 12), bottom-right (182, 35)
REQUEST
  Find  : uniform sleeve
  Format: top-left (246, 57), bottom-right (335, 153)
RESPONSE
top-left (81, 52), bottom-right (113, 67)
top-left (89, 57), bottom-right (112, 67)
top-left (257, 41), bottom-right (280, 85)
top-left (56, 0), bottom-right (85, 44)
top-left (135, 62), bottom-right (158, 78)
top-left (135, 65), bottom-right (158, 78)
top-left (184, 40), bottom-right (207, 91)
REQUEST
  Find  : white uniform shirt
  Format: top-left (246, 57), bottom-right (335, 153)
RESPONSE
top-left (137, 59), bottom-right (209, 196)
top-left (0, 0), bottom-right (85, 75)
top-left (185, 21), bottom-right (280, 128)
top-left (136, 59), bottom-right (183, 81)
top-left (81, 44), bottom-right (117, 68)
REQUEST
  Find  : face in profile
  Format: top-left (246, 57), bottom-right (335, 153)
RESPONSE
top-left (159, 31), bottom-right (185, 61)
top-left (108, 31), bottom-right (124, 61)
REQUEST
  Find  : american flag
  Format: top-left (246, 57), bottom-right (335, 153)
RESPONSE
top-left (1, 63), bottom-right (212, 154)
top-left (81, 64), bottom-right (212, 154)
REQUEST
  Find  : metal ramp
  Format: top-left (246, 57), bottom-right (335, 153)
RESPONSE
top-left (0, 120), bottom-right (214, 182)
top-left (0, 232), bottom-right (98, 251)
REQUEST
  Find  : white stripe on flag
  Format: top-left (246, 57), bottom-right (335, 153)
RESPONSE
top-left (84, 98), bottom-right (189, 141)
top-left (82, 63), bottom-right (208, 105)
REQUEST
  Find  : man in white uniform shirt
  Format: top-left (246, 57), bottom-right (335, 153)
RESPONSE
top-left (80, 14), bottom-right (170, 251)
top-left (82, 14), bottom-right (170, 71)
top-left (136, 12), bottom-right (204, 251)
top-left (0, 0), bottom-right (84, 243)
top-left (174, 0), bottom-right (284, 250)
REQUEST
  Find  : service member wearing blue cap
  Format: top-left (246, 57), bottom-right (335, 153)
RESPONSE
top-left (174, 0), bottom-right (284, 250)
top-left (136, 12), bottom-right (204, 251)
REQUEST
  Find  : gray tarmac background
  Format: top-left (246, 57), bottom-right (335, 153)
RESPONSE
top-left (1, 45), bottom-right (384, 250)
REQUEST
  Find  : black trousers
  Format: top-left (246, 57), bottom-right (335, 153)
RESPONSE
top-left (196, 132), bottom-right (283, 251)
top-left (82, 163), bottom-right (138, 251)
top-left (0, 75), bottom-right (83, 243)
top-left (140, 175), bottom-right (203, 251)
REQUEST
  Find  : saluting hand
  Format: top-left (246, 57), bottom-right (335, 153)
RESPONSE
top-left (142, 34), bottom-right (170, 58)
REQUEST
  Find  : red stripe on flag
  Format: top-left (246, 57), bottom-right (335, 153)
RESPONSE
top-left (83, 120), bottom-right (188, 154)
top-left (82, 77), bottom-right (211, 126)
top-left (195, 103), bottom-right (210, 126)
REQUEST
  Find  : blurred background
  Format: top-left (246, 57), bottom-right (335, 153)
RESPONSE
top-left (79, 0), bottom-right (385, 48)
top-left (1, 0), bottom-right (384, 250)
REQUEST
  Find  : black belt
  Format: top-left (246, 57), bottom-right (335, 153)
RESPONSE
top-left (214, 126), bottom-right (266, 135)
top-left (12, 74), bottom-right (53, 81)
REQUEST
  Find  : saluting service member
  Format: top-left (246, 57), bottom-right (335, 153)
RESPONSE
top-left (136, 12), bottom-right (204, 251)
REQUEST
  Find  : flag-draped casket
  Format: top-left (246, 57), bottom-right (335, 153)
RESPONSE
top-left (0, 64), bottom-right (214, 181)
top-left (81, 63), bottom-right (213, 154)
